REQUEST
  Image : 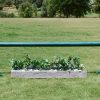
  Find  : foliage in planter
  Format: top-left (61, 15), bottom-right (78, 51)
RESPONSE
top-left (22, 55), bottom-right (51, 70)
top-left (51, 56), bottom-right (83, 71)
top-left (39, 59), bottom-right (51, 70)
top-left (11, 59), bottom-right (24, 70)
top-left (11, 55), bottom-right (84, 71)
top-left (67, 56), bottom-right (80, 70)
top-left (23, 55), bottom-right (34, 69)
top-left (51, 57), bottom-right (68, 70)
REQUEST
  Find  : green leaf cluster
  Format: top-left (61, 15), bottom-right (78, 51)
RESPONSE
top-left (11, 55), bottom-right (84, 71)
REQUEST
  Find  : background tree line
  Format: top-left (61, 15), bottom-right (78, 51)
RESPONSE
top-left (0, 0), bottom-right (100, 18)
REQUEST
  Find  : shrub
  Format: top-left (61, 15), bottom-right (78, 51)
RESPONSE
top-left (11, 55), bottom-right (84, 71)
top-left (11, 59), bottom-right (24, 70)
top-left (23, 55), bottom-right (32, 69)
top-left (0, 12), bottom-right (15, 18)
top-left (14, 0), bottom-right (23, 9)
top-left (39, 59), bottom-right (51, 70)
top-left (35, 0), bottom-right (43, 8)
top-left (67, 56), bottom-right (80, 70)
top-left (94, 0), bottom-right (100, 16)
top-left (31, 59), bottom-right (40, 70)
top-left (18, 2), bottom-right (33, 18)
top-left (0, 12), bottom-right (7, 17)
top-left (33, 3), bottom-right (37, 16)
top-left (4, 0), bottom-right (13, 7)
top-left (0, 0), bottom-right (5, 10)
top-left (0, 5), bottom-right (3, 10)
top-left (7, 13), bottom-right (15, 18)
top-left (51, 57), bottom-right (68, 70)
top-left (40, 4), bottom-right (47, 17)
top-left (47, 3), bottom-right (56, 17)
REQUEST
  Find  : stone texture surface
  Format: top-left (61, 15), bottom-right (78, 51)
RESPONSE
top-left (11, 70), bottom-right (87, 78)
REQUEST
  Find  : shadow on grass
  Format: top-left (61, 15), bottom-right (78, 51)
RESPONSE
top-left (0, 72), bottom-right (3, 77)
top-left (88, 71), bottom-right (100, 76)
top-left (0, 71), bottom-right (10, 77)
top-left (88, 71), bottom-right (96, 74)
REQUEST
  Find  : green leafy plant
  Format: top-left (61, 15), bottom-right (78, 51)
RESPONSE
top-left (11, 59), bottom-right (23, 70)
top-left (23, 55), bottom-right (33, 69)
top-left (31, 59), bottom-right (40, 70)
top-left (39, 59), bottom-right (51, 70)
top-left (67, 56), bottom-right (80, 70)
top-left (73, 57), bottom-right (80, 69)
top-left (51, 57), bottom-right (68, 70)
top-left (11, 55), bottom-right (84, 71)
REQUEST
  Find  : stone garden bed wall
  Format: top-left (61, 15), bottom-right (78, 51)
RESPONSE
top-left (11, 70), bottom-right (87, 78)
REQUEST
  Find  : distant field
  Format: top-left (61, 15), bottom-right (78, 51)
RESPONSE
top-left (0, 18), bottom-right (100, 100)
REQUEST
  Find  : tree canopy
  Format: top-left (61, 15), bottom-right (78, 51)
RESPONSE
top-left (95, 0), bottom-right (100, 14)
top-left (0, 0), bottom-right (100, 18)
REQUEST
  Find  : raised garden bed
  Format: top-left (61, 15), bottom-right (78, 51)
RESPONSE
top-left (10, 55), bottom-right (87, 78)
top-left (11, 70), bottom-right (87, 78)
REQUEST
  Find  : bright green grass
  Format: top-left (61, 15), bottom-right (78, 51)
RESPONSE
top-left (0, 18), bottom-right (100, 42)
top-left (0, 18), bottom-right (100, 100)
top-left (0, 72), bottom-right (100, 100)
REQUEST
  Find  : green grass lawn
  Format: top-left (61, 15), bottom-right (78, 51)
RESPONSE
top-left (0, 18), bottom-right (100, 100)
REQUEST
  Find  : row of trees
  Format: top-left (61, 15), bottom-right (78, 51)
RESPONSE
top-left (0, 0), bottom-right (100, 18)
top-left (0, 0), bottom-right (43, 8)
top-left (41, 0), bottom-right (91, 18)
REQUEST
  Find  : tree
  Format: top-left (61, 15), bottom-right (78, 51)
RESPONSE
top-left (60, 0), bottom-right (91, 18)
top-left (0, 0), bottom-right (5, 4)
top-left (14, 0), bottom-right (23, 9)
top-left (4, 0), bottom-right (13, 7)
top-left (18, 1), bottom-right (33, 18)
top-left (35, 0), bottom-right (43, 8)
top-left (43, 0), bottom-right (91, 18)
top-left (0, 0), bottom-right (5, 10)
top-left (47, 4), bottom-right (55, 17)
top-left (95, 0), bottom-right (100, 16)
top-left (71, 0), bottom-right (91, 18)
top-left (32, 3), bottom-right (37, 16)
top-left (41, 0), bottom-right (58, 17)
top-left (13, 0), bottom-right (42, 9)
top-left (41, 4), bottom-right (47, 17)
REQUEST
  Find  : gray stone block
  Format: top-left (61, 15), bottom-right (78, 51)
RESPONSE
top-left (11, 70), bottom-right (87, 78)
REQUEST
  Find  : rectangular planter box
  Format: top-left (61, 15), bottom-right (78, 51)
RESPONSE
top-left (11, 70), bottom-right (87, 78)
